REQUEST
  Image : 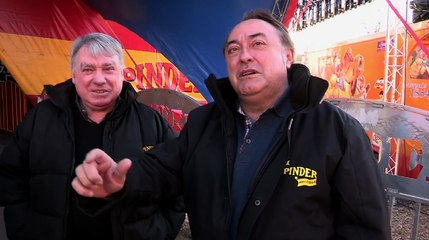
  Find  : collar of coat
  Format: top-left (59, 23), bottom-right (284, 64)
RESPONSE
top-left (44, 78), bottom-right (138, 119)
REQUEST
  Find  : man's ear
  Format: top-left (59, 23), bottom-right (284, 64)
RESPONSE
top-left (285, 49), bottom-right (294, 68)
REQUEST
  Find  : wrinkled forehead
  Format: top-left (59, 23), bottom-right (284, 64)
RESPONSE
top-left (227, 19), bottom-right (277, 42)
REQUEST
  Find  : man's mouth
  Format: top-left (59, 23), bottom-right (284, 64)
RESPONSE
top-left (93, 90), bottom-right (108, 93)
top-left (239, 70), bottom-right (257, 77)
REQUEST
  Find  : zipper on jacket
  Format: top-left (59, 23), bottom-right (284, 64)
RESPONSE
top-left (105, 119), bottom-right (115, 156)
top-left (224, 129), bottom-right (236, 235)
top-left (63, 116), bottom-right (75, 240)
top-left (287, 117), bottom-right (294, 152)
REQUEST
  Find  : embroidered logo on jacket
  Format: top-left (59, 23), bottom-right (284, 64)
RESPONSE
top-left (283, 160), bottom-right (318, 187)
top-left (143, 145), bottom-right (154, 152)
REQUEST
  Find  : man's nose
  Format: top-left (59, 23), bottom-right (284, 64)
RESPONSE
top-left (239, 48), bottom-right (253, 63)
top-left (93, 70), bottom-right (107, 84)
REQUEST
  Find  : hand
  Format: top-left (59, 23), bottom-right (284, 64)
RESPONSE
top-left (71, 148), bottom-right (132, 198)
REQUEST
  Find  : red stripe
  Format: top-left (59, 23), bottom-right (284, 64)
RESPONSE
top-left (283, 0), bottom-right (299, 28)
top-left (0, 0), bottom-right (105, 40)
top-left (0, 0), bottom-right (155, 51)
top-left (104, 21), bottom-right (156, 52)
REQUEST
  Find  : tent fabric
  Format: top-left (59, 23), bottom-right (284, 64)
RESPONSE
top-left (84, 0), bottom-right (278, 100)
top-left (0, 0), bottom-right (297, 102)
top-left (0, 0), bottom-right (159, 98)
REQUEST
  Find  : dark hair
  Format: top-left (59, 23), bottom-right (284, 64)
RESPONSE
top-left (243, 9), bottom-right (294, 51)
top-left (223, 9), bottom-right (295, 55)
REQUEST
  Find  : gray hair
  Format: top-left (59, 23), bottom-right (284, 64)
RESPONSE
top-left (70, 32), bottom-right (124, 70)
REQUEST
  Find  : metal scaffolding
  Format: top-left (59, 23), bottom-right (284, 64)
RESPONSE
top-left (272, 0), bottom-right (291, 22)
top-left (382, 0), bottom-right (409, 178)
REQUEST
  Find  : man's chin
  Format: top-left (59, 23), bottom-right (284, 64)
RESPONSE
top-left (88, 101), bottom-right (115, 111)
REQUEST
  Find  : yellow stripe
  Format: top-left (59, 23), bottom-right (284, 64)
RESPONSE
top-left (0, 33), bottom-right (72, 95)
top-left (0, 33), bottom-right (205, 102)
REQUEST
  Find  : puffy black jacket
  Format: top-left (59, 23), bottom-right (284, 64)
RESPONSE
top-left (100, 64), bottom-right (391, 239)
top-left (0, 79), bottom-right (185, 240)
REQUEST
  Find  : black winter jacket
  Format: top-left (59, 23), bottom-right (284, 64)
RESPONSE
top-left (110, 64), bottom-right (391, 239)
top-left (0, 80), bottom-right (184, 240)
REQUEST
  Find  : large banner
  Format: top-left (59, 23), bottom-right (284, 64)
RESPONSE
top-left (301, 20), bottom-right (429, 112)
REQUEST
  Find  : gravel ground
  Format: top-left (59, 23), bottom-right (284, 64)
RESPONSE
top-left (176, 200), bottom-right (429, 240)
top-left (391, 199), bottom-right (429, 240)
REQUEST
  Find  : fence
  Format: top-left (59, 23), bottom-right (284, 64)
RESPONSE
top-left (0, 81), bottom-right (27, 132)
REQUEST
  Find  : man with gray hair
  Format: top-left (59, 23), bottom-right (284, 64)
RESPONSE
top-left (0, 32), bottom-right (184, 240)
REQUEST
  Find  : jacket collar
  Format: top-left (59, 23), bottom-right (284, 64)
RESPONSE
top-left (45, 79), bottom-right (138, 118)
top-left (287, 63), bottom-right (328, 113)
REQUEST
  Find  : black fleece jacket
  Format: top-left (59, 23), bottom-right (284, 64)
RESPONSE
top-left (0, 79), bottom-right (185, 240)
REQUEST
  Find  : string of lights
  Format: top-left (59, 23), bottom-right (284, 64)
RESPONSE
top-left (292, 0), bottom-right (374, 30)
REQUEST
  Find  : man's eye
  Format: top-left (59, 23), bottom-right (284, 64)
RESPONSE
top-left (253, 41), bottom-right (266, 47)
top-left (227, 47), bottom-right (239, 55)
top-left (104, 67), bottom-right (115, 72)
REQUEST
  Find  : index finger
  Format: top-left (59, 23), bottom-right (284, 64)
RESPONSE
top-left (82, 148), bottom-right (115, 184)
